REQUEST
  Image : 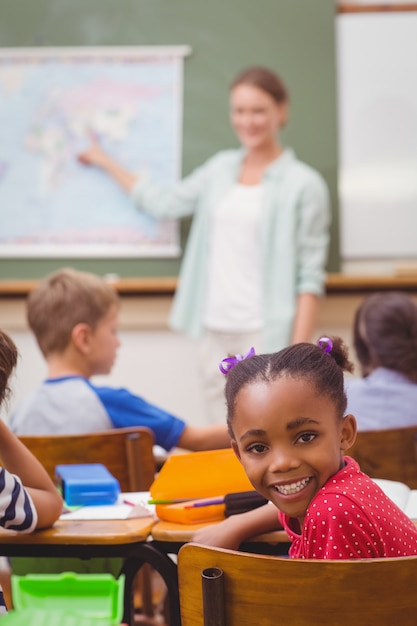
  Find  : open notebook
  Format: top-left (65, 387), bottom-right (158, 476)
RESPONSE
top-left (373, 479), bottom-right (417, 520)
top-left (59, 491), bottom-right (155, 520)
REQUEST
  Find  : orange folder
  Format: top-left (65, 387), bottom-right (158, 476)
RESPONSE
top-left (150, 448), bottom-right (253, 501)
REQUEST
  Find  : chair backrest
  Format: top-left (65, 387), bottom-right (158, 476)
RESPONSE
top-left (348, 425), bottom-right (417, 488)
top-left (19, 427), bottom-right (156, 492)
top-left (178, 543), bottom-right (417, 626)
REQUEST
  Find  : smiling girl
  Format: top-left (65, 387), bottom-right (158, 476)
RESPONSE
top-left (193, 337), bottom-right (417, 558)
top-left (78, 66), bottom-right (330, 426)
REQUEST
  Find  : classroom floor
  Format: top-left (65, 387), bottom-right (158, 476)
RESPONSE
top-left (134, 568), bottom-right (168, 625)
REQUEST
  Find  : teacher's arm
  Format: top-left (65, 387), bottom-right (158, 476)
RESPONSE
top-left (293, 173), bottom-right (331, 344)
top-left (79, 133), bottom-right (214, 220)
top-left (291, 292), bottom-right (319, 344)
top-left (78, 134), bottom-right (137, 193)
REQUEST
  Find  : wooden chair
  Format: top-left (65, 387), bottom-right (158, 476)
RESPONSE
top-left (18, 427), bottom-right (164, 625)
top-left (178, 543), bottom-right (417, 626)
top-left (18, 426), bottom-right (156, 492)
top-left (348, 425), bottom-right (417, 488)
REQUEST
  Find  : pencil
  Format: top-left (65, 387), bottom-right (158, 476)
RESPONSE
top-left (147, 498), bottom-right (191, 505)
top-left (184, 498), bottom-right (225, 509)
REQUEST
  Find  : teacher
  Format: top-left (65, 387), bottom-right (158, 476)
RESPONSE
top-left (78, 66), bottom-right (331, 424)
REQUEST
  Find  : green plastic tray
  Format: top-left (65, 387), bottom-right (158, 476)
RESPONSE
top-left (11, 572), bottom-right (124, 624)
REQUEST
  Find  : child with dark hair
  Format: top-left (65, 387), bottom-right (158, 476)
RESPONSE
top-left (193, 337), bottom-right (417, 558)
top-left (0, 329), bottom-right (62, 612)
top-left (346, 291), bottom-right (417, 430)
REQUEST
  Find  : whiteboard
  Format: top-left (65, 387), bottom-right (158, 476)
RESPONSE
top-left (336, 13), bottom-right (417, 259)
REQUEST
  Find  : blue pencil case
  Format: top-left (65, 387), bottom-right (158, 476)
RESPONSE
top-left (55, 463), bottom-right (120, 506)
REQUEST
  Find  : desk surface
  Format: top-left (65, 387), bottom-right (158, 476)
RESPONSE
top-left (0, 517), bottom-right (156, 546)
top-left (151, 520), bottom-right (289, 545)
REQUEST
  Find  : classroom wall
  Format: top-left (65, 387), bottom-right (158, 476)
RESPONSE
top-left (0, 0), bottom-right (339, 279)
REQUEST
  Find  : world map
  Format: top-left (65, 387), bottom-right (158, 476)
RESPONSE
top-left (0, 48), bottom-right (186, 257)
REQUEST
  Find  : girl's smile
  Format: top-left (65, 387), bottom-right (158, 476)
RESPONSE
top-left (272, 476), bottom-right (312, 496)
top-left (231, 376), bottom-right (356, 527)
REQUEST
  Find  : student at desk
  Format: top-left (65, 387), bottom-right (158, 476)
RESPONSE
top-left (9, 266), bottom-right (230, 601)
top-left (0, 329), bottom-right (62, 613)
top-left (193, 338), bottom-right (417, 558)
top-left (10, 267), bottom-right (231, 452)
top-left (345, 291), bottom-right (417, 430)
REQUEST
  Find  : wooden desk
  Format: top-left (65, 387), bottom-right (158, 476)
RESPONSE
top-left (152, 520), bottom-right (290, 553)
top-left (0, 517), bottom-right (179, 626)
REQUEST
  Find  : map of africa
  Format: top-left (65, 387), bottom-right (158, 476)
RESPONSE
top-left (0, 48), bottom-right (186, 257)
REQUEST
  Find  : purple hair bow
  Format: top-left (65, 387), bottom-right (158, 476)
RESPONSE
top-left (219, 346), bottom-right (256, 375)
top-left (318, 336), bottom-right (333, 353)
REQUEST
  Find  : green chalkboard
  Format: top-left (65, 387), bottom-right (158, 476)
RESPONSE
top-left (0, 0), bottom-right (339, 279)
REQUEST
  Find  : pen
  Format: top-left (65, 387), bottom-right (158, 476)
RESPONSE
top-left (147, 498), bottom-right (191, 505)
top-left (123, 499), bottom-right (137, 507)
top-left (184, 498), bottom-right (225, 509)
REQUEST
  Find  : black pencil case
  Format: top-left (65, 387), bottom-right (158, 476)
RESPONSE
top-left (224, 490), bottom-right (268, 517)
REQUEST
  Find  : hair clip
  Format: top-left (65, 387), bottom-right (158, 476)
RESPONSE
top-left (318, 337), bottom-right (333, 354)
top-left (219, 347), bottom-right (256, 375)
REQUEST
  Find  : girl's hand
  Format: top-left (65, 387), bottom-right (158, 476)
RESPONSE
top-left (192, 503), bottom-right (281, 551)
top-left (192, 517), bottom-right (244, 551)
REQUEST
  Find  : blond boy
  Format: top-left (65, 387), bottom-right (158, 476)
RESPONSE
top-left (11, 268), bottom-right (231, 451)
